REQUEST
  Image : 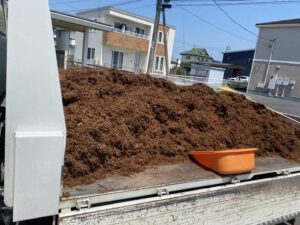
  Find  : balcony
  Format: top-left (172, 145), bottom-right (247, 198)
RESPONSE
top-left (103, 31), bottom-right (150, 52)
top-left (113, 27), bottom-right (150, 40)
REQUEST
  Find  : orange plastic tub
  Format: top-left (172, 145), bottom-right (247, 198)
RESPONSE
top-left (189, 148), bottom-right (257, 175)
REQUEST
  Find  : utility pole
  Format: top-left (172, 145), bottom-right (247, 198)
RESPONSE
top-left (162, 1), bottom-right (172, 76)
top-left (147, 0), bottom-right (163, 75)
top-left (264, 39), bottom-right (276, 87)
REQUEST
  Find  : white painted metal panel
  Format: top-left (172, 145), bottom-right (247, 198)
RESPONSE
top-left (5, 0), bottom-right (66, 209)
top-left (59, 174), bottom-right (300, 225)
top-left (13, 132), bottom-right (64, 222)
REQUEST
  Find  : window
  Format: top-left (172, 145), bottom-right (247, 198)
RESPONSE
top-left (160, 57), bottom-right (164, 71)
top-left (158, 31), bottom-right (168, 43)
top-left (136, 27), bottom-right (145, 35)
top-left (114, 22), bottom-right (126, 30)
top-left (186, 56), bottom-right (191, 60)
top-left (155, 56), bottom-right (165, 71)
top-left (87, 48), bottom-right (95, 59)
top-left (155, 56), bottom-right (160, 71)
top-left (127, 26), bottom-right (134, 32)
top-left (158, 31), bottom-right (163, 43)
top-left (111, 51), bottom-right (124, 69)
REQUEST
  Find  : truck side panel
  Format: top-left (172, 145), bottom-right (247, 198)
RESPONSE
top-left (59, 174), bottom-right (300, 225)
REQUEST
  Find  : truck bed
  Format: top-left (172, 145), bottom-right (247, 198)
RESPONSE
top-left (59, 157), bottom-right (300, 225)
top-left (59, 109), bottom-right (300, 225)
top-left (62, 156), bottom-right (300, 203)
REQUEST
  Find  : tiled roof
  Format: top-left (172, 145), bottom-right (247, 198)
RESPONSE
top-left (180, 48), bottom-right (212, 58)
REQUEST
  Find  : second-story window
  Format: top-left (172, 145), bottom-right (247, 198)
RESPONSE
top-left (186, 55), bottom-right (191, 60)
top-left (136, 27), bottom-right (145, 35)
top-left (87, 48), bottom-right (95, 60)
top-left (158, 31), bottom-right (163, 43)
top-left (158, 31), bottom-right (168, 43)
top-left (114, 22), bottom-right (126, 30)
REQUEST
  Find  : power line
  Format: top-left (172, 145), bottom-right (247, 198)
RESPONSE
top-left (176, 5), bottom-right (256, 44)
top-left (175, 39), bottom-right (225, 51)
top-left (173, 0), bottom-right (300, 6)
top-left (211, 0), bottom-right (271, 41)
top-left (50, 0), bottom-right (146, 12)
top-left (182, 9), bottom-right (186, 51)
top-left (50, 0), bottom-right (95, 4)
top-left (57, 0), bottom-right (144, 13)
top-left (124, 3), bottom-right (156, 10)
top-left (212, 0), bottom-right (257, 37)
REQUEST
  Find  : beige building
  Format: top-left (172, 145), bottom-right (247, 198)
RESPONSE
top-left (55, 7), bottom-right (176, 76)
top-left (248, 18), bottom-right (300, 99)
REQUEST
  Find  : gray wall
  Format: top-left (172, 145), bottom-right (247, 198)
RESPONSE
top-left (255, 27), bottom-right (300, 62)
top-left (248, 26), bottom-right (300, 99)
top-left (249, 61), bottom-right (300, 98)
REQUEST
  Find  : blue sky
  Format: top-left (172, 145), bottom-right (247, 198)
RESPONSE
top-left (49, 0), bottom-right (300, 61)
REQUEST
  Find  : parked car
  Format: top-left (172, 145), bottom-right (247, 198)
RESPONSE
top-left (229, 76), bottom-right (249, 83)
top-left (227, 76), bottom-right (249, 90)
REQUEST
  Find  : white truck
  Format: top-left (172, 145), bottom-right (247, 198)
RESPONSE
top-left (0, 1), bottom-right (300, 225)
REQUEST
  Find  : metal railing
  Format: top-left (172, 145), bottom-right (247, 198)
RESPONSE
top-left (152, 74), bottom-right (229, 88)
top-left (112, 27), bottom-right (149, 40)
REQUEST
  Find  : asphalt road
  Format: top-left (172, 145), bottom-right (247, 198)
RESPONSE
top-left (246, 93), bottom-right (300, 118)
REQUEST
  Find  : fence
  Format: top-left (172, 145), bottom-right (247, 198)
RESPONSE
top-left (152, 74), bottom-right (229, 89)
top-left (63, 61), bottom-right (246, 91)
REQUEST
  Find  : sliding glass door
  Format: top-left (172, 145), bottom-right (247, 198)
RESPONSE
top-left (112, 51), bottom-right (124, 69)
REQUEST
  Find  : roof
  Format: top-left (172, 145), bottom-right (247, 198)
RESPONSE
top-left (211, 63), bottom-right (246, 70)
top-left (222, 49), bottom-right (255, 54)
top-left (180, 48), bottom-right (212, 58)
top-left (191, 62), bottom-right (246, 70)
top-left (51, 10), bottom-right (112, 32)
top-left (257, 18), bottom-right (300, 27)
top-left (77, 6), bottom-right (176, 29)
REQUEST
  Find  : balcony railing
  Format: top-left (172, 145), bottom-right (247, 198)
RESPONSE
top-left (112, 27), bottom-right (149, 40)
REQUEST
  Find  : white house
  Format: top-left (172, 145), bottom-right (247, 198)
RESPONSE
top-left (55, 7), bottom-right (176, 75)
top-left (180, 48), bottom-right (213, 64)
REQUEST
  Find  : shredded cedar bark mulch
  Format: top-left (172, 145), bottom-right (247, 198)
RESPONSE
top-left (60, 67), bottom-right (300, 187)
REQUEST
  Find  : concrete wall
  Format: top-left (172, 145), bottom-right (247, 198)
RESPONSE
top-left (255, 27), bottom-right (300, 62)
top-left (249, 61), bottom-right (300, 98)
top-left (248, 25), bottom-right (300, 99)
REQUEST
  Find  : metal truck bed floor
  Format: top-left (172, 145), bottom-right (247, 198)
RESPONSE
top-left (60, 156), bottom-right (300, 210)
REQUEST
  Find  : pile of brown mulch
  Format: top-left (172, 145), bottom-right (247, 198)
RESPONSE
top-left (60, 67), bottom-right (300, 187)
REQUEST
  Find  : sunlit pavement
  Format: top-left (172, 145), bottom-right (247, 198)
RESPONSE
top-left (246, 93), bottom-right (300, 118)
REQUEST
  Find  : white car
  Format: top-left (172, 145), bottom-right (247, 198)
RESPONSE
top-left (229, 76), bottom-right (249, 83)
